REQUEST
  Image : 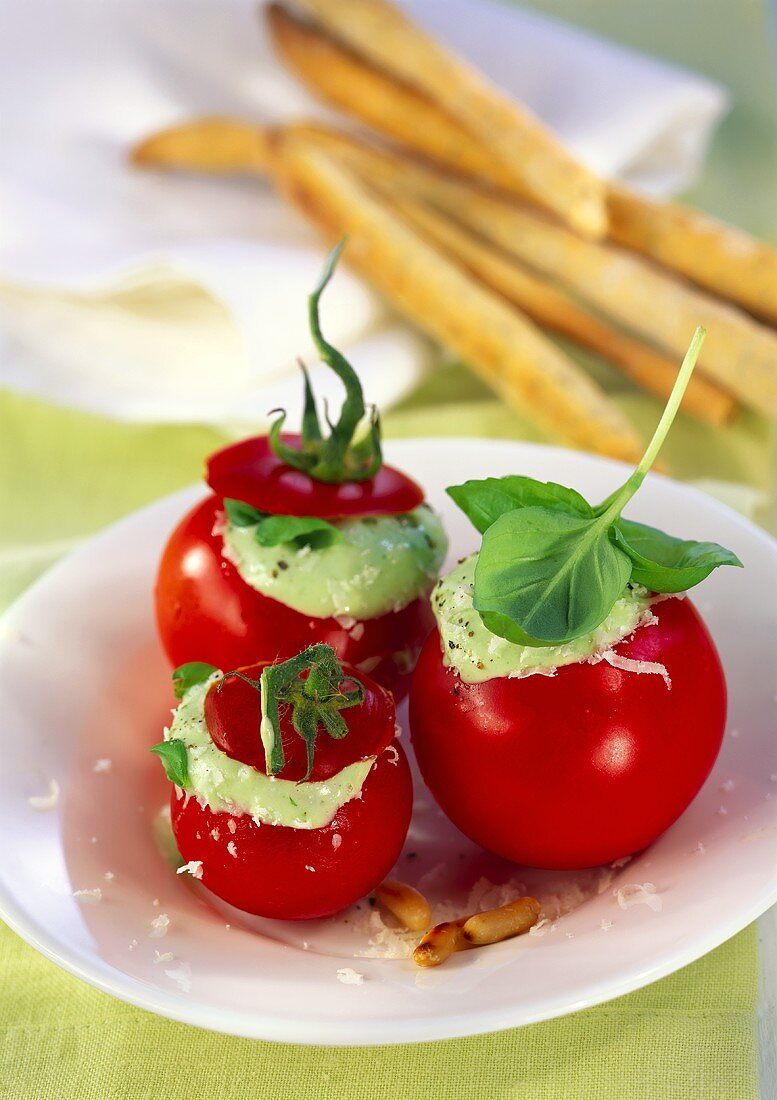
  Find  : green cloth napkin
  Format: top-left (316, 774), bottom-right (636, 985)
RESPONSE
top-left (0, 384), bottom-right (764, 1098)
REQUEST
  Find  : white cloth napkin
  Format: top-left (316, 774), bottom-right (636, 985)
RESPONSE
top-left (0, 0), bottom-right (728, 424)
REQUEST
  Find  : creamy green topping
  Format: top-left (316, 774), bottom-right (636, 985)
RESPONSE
top-left (167, 675), bottom-right (374, 829)
top-left (221, 504), bottom-right (447, 621)
top-left (433, 554), bottom-right (657, 684)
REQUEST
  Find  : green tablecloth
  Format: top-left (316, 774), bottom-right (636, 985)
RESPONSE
top-left (2, 0), bottom-right (776, 1094)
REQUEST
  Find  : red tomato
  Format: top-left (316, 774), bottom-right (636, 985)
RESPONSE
top-left (171, 662), bottom-right (412, 919)
top-left (409, 597), bottom-right (726, 869)
top-left (206, 434), bottom-right (423, 518)
top-left (204, 660), bottom-right (396, 781)
top-left (155, 495), bottom-right (435, 700)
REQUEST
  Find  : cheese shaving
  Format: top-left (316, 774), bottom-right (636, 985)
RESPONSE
top-left (28, 780), bottom-right (60, 811)
top-left (336, 967), bottom-right (365, 985)
top-left (164, 961), bottom-right (192, 992)
top-left (176, 860), bottom-right (203, 880)
top-left (148, 913), bottom-right (170, 938)
top-left (596, 649), bottom-right (671, 689)
top-left (615, 882), bottom-right (662, 912)
top-left (73, 887), bottom-right (102, 903)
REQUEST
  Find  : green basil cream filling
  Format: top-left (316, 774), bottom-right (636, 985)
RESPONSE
top-left (221, 505), bottom-right (447, 621)
top-left (433, 554), bottom-right (657, 684)
top-left (166, 674), bottom-right (374, 829)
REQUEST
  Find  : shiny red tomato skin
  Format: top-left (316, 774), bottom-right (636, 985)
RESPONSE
top-left (410, 597), bottom-right (726, 869)
top-left (170, 745), bottom-right (412, 919)
top-left (204, 660), bottom-right (396, 782)
top-left (206, 434), bottom-right (423, 518)
top-left (154, 495), bottom-right (435, 700)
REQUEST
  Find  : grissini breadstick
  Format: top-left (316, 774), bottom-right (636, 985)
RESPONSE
top-left (266, 129), bottom-right (644, 461)
top-left (129, 118), bottom-right (735, 426)
top-left (393, 195), bottom-right (735, 426)
top-left (287, 0), bottom-right (608, 238)
top-left (265, 1), bottom-right (503, 184)
top-left (320, 136), bottom-right (777, 419)
top-left (132, 116), bottom-right (270, 173)
top-left (607, 186), bottom-right (777, 325)
top-left (266, 5), bottom-right (777, 323)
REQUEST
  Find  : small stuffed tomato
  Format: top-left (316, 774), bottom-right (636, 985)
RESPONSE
top-left (151, 646), bottom-right (412, 920)
top-left (155, 243), bottom-right (446, 700)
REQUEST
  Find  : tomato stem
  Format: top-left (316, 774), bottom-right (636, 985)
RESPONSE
top-left (268, 240), bottom-right (384, 484)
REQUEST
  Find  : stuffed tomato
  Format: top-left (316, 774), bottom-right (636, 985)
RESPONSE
top-left (152, 646), bottom-right (412, 919)
top-left (155, 242), bottom-right (446, 700)
top-left (411, 330), bottom-right (740, 870)
top-left (411, 561), bottom-right (727, 869)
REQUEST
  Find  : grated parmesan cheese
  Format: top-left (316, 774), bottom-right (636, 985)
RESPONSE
top-left (176, 860), bottom-right (203, 880)
top-left (164, 961), bottom-right (192, 992)
top-left (336, 968), bottom-right (365, 985)
top-left (600, 919), bottom-right (614, 932)
top-left (153, 951), bottom-right (174, 965)
top-left (28, 780), bottom-right (59, 811)
top-left (610, 856), bottom-right (632, 869)
top-left (149, 913), bottom-right (170, 938)
top-left (614, 883), bottom-right (662, 912)
top-left (227, 841), bottom-right (238, 858)
top-left (73, 887), bottom-right (102, 903)
top-left (92, 758), bottom-right (112, 774)
top-left (227, 819), bottom-right (237, 834)
top-left (331, 834), bottom-right (342, 850)
top-left (103, 871), bottom-right (115, 882)
top-left (597, 649), bottom-right (671, 690)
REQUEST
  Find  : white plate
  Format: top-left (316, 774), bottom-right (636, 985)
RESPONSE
top-left (1, 439), bottom-right (775, 1045)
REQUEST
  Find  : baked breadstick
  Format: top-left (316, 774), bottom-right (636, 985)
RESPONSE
top-left (266, 6), bottom-right (777, 322)
top-left (132, 116), bottom-right (270, 173)
top-left (266, 130), bottom-right (644, 461)
top-left (393, 196), bottom-right (735, 426)
top-left (286, 0), bottom-right (607, 238)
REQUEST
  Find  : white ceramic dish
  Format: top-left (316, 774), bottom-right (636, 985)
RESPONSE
top-left (1, 439), bottom-right (775, 1045)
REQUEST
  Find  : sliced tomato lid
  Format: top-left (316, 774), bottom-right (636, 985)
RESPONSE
top-left (206, 434), bottom-right (424, 519)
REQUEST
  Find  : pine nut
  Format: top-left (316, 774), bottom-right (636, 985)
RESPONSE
top-left (462, 896), bottom-right (541, 946)
top-left (376, 879), bottom-right (432, 932)
top-left (412, 919), bottom-right (468, 967)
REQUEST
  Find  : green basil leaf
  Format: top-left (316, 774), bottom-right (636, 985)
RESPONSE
top-left (474, 506), bottom-right (632, 646)
top-left (149, 739), bottom-right (189, 787)
top-left (255, 514), bottom-right (342, 549)
top-left (224, 498), bottom-right (266, 527)
top-left (612, 519), bottom-right (742, 593)
top-left (447, 476), bottom-right (592, 534)
top-left (172, 661), bottom-right (218, 699)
